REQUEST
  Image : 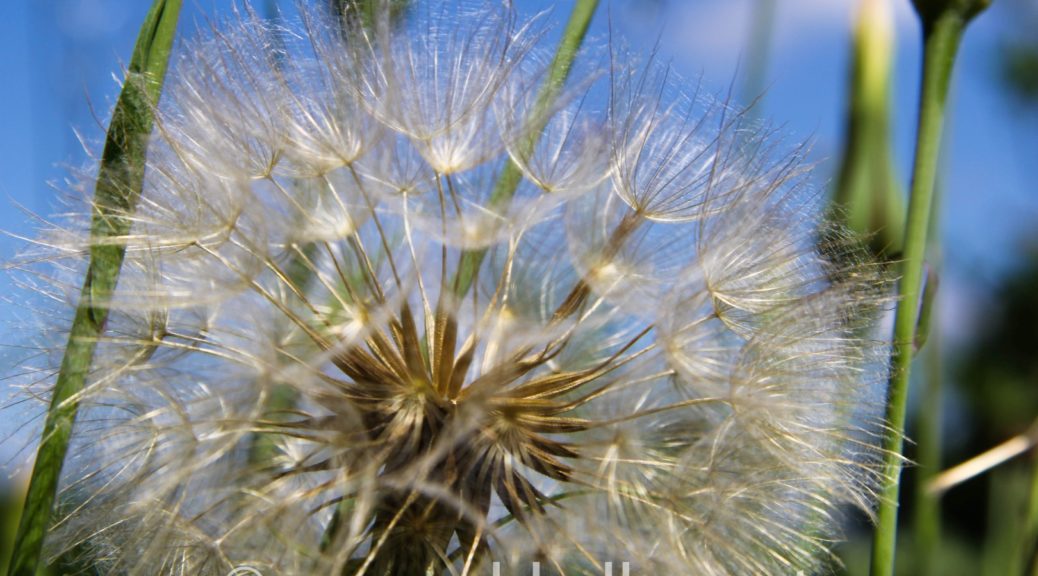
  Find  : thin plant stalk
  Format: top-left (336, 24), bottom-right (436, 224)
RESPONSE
top-left (927, 422), bottom-right (1038, 496)
top-left (7, 2), bottom-right (182, 574)
top-left (870, 1), bottom-right (989, 574)
top-left (741, 0), bottom-right (776, 111)
top-left (452, 0), bottom-right (599, 297)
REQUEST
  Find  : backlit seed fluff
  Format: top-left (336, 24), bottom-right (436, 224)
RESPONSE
top-left (16, 2), bottom-right (894, 575)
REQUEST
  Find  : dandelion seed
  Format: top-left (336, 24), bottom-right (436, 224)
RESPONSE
top-left (15, 2), bottom-right (892, 575)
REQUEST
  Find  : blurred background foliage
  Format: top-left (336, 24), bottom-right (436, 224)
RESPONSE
top-left (2, 0), bottom-right (1037, 574)
top-left (998, 0), bottom-right (1038, 107)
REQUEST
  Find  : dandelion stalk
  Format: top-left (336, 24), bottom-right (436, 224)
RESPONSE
top-left (741, 0), bottom-right (776, 111)
top-left (870, 1), bottom-right (989, 574)
top-left (452, 0), bottom-right (599, 297)
top-left (7, 2), bottom-right (181, 574)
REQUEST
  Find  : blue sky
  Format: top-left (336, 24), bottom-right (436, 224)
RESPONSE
top-left (0, 0), bottom-right (1034, 470)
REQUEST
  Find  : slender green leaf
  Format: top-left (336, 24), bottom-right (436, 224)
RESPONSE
top-left (7, 2), bottom-right (182, 574)
top-left (741, 0), bottom-right (776, 111)
top-left (452, 0), bottom-right (600, 297)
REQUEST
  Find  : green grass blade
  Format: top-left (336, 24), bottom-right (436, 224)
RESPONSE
top-left (452, 0), bottom-right (600, 297)
top-left (7, 2), bottom-right (182, 574)
top-left (741, 0), bottom-right (776, 111)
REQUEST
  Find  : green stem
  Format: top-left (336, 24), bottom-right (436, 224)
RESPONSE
top-left (741, 0), bottom-right (776, 110)
top-left (870, 2), bottom-right (988, 574)
top-left (7, 3), bottom-right (181, 574)
top-left (452, 0), bottom-right (599, 297)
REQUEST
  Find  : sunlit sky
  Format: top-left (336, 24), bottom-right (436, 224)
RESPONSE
top-left (0, 0), bottom-right (1034, 472)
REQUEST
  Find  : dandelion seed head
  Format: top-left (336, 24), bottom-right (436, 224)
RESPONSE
top-left (14, 2), bottom-right (894, 574)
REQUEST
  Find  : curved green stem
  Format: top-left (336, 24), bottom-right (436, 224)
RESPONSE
top-left (452, 0), bottom-right (600, 297)
top-left (7, 3), bottom-right (181, 574)
top-left (870, 2), bottom-right (989, 574)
